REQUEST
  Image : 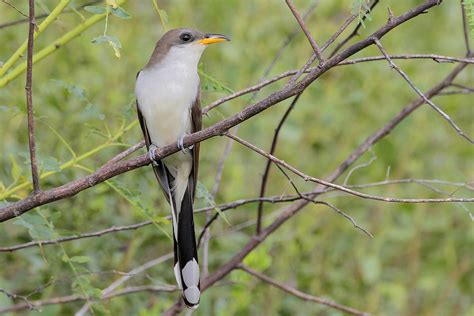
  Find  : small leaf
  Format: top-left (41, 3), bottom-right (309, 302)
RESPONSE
top-left (91, 35), bottom-right (122, 58)
top-left (62, 254), bottom-right (70, 262)
top-left (84, 6), bottom-right (106, 14)
top-left (111, 7), bottom-right (131, 19)
top-left (158, 9), bottom-right (168, 24)
top-left (69, 256), bottom-right (91, 263)
top-left (40, 156), bottom-right (61, 172)
top-left (91, 35), bottom-right (113, 45)
top-left (30, 225), bottom-right (56, 240)
top-left (20, 213), bottom-right (46, 225)
top-left (9, 155), bottom-right (22, 182)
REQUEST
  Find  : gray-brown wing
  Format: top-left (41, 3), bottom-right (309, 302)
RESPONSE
top-left (190, 91), bottom-right (202, 200)
top-left (136, 101), bottom-right (173, 203)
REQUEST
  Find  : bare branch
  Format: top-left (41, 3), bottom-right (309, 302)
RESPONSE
top-left (285, 0), bottom-right (324, 64)
top-left (373, 39), bottom-right (473, 143)
top-left (238, 265), bottom-right (370, 316)
top-left (0, 285), bottom-right (175, 314)
top-left (25, 0), bottom-right (40, 193)
top-left (0, 1), bottom-right (102, 30)
top-left (204, 54), bottom-right (472, 114)
top-left (339, 54), bottom-right (474, 65)
top-left (1, 0), bottom-right (29, 18)
top-left (256, 94), bottom-right (301, 234)
top-left (74, 253), bottom-right (173, 316)
top-left (275, 164), bottom-right (373, 238)
top-left (226, 133), bottom-right (473, 204)
top-left (104, 140), bottom-right (145, 166)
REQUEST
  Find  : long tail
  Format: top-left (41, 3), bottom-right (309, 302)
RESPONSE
top-left (174, 184), bottom-right (200, 308)
top-left (155, 161), bottom-right (200, 308)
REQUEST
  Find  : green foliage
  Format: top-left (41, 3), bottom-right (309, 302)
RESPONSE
top-left (351, 0), bottom-right (372, 28)
top-left (464, 0), bottom-right (474, 37)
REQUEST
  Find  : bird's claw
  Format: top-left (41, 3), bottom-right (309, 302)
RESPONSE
top-left (148, 144), bottom-right (160, 166)
top-left (177, 134), bottom-right (194, 153)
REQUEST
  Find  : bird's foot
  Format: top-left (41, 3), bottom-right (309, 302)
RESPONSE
top-left (148, 144), bottom-right (160, 166)
top-left (177, 134), bottom-right (194, 153)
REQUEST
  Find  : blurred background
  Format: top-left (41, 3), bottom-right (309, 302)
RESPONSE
top-left (0, 0), bottom-right (472, 315)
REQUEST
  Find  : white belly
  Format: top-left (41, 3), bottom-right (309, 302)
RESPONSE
top-left (135, 64), bottom-right (199, 148)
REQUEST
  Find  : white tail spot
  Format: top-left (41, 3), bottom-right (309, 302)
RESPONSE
top-left (184, 286), bottom-right (200, 305)
top-left (174, 262), bottom-right (182, 289)
top-left (182, 259), bottom-right (200, 287)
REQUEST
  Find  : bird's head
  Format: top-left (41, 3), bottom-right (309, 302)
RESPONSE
top-left (148, 28), bottom-right (230, 68)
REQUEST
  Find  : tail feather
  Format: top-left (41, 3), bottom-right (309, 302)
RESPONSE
top-left (175, 184), bottom-right (200, 308)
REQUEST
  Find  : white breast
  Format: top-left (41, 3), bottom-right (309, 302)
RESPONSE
top-left (135, 45), bottom-right (202, 147)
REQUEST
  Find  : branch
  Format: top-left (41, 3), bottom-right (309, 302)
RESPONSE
top-left (74, 253), bottom-right (173, 316)
top-left (285, 0), bottom-right (325, 63)
top-left (373, 39), bottom-right (473, 143)
top-left (274, 164), bottom-right (373, 238)
top-left (238, 265), bottom-right (370, 315)
top-left (0, 0), bottom-right (71, 78)
top-left (25, 0), bottom-right (40, 193)
top-left (203, 53), bottom-right (472, 114)
top-left (0, 1), bottom-right (101, 30)
top-left (227, 133), bottom-right (473, 204)
top-left (256, 94), bottom-right (301, 234)
top-left (0, 285), bottom-right (175, 314)
top-left (0, 0), bottom-right (130, 88)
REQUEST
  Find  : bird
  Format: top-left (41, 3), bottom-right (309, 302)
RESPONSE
top-left (135, 28), bottom-right (229, 309)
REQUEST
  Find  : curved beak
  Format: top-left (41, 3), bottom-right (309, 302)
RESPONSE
top-left (197, 34), bottom-right (230, 45)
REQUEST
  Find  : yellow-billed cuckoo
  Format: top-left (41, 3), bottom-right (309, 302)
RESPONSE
top-left (135, 28), bottom-right (229, 309)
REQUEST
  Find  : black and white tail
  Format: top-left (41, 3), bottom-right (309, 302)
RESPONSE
top-left (171, 182), bottom-right (200, 308)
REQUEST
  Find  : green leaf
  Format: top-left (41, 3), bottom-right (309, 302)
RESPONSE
top-left (111, 6), bottom-right (131, 19)
top-left (84, 5), bottom-right (106, 14)
top-left (30, 225), bottom-right (56, 240)
top-left (69, 256), bottom-right (91, 263)
top-left (196, 182), bottom-right (231, 225)
top-left (243, 244), bottom-right (272, 271)
top-left (40, 156), bottom-right (61, 172)
top-left (91, 35), bottom-right (122, 58)
top-left (19, 213), bottom-right (46, 225)
top-left (9, 154), bottom-right (22, 182)
top-left (157, 9), bottom-right (168, 24)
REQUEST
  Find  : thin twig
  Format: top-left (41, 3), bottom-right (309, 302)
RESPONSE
top-left (275, 164), bottom-right (373, 238)
top-left (226, 133), bottom-right (473, 204)
top-left (285, 0), bottom-right (325, 64)
top-left (329, 0), bottom-right (380, 57)
top-left (373, 39), bottom-right (473, 143)
top-left (74, 253), bottom-right (173, 316)
top-left (104, 140), bottom-right (145, 165)
top-left (0, 1), bottom-right (101, 30)
top-left (238, 265), bottom-right (370, 316)
top-left (25, 0), bottom-right (40, 193)
top-left (256, 94), bottom-right (302, 234)
top-left (321, 14), bottom-right (358, 51)
top-left (203, 54), bottom-right (473, 114)
top-left (1, 0), bottom-right (29, 18)
top-left (0, 284), bottom-right (175, 314)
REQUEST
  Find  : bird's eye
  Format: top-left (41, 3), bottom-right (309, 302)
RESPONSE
top-left (180, 33), bottom-right (193, 42)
